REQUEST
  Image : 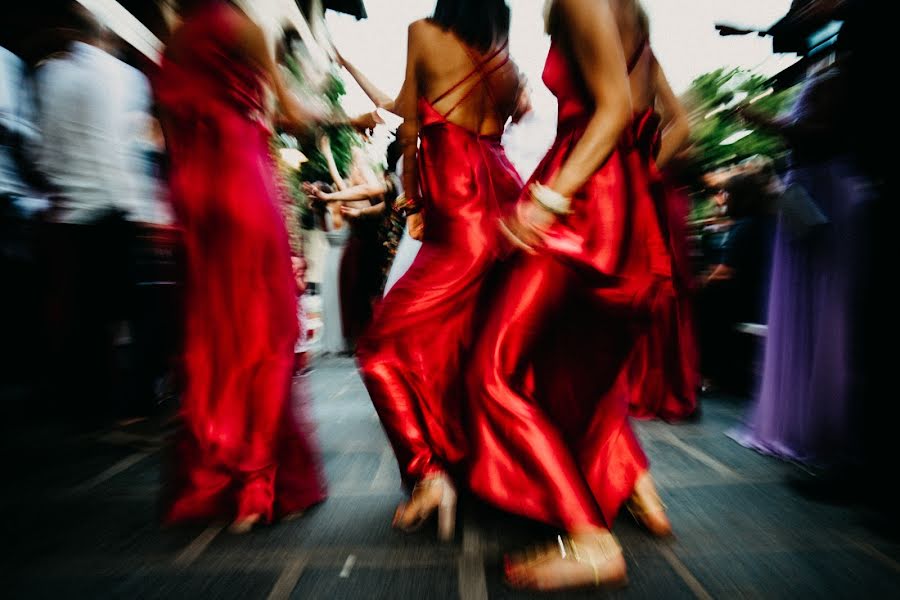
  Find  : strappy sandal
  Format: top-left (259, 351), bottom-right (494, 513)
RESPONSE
top-left (627, 475), bottom-right (673, 537)
top-left (504, 531), bottom-right (628, 591)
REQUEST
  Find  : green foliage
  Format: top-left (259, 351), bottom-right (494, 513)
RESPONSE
top-left (299, 123), bottom-right (359, 184)
top-left (684, 68), bottom-right (796, 171)
top-left (272, 66), bottom-right (361, 226)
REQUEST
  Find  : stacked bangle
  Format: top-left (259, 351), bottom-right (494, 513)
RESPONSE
top-left (530, 182), bottom-right (571, 215)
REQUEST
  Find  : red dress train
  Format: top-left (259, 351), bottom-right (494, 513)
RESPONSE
top-left (466, 40), bottom-right (672, 531)
top-left (154, 2), bottom-right (326, 524)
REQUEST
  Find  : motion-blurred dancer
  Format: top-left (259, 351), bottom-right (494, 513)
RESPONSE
top-left (154, 0), bottom-right (326, 532)
top-left (623, 5), bottom-right (697, 421)
top-left (356, 0), bottom-right (527, 541)
top-left (466, 0), bottom-right (673, 590)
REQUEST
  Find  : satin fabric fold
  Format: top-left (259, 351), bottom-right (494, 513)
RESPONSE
top-left (356, 98), bottom-right (523, 483)
top-left (467, 40), bottom-right (671, 530)
top-left (629, 180), bottom-right (699, 421)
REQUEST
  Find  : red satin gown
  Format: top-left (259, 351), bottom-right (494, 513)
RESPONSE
top-left (628, 177), bottom-right (699, 421)
top-left (356, 43), bottom-right (523, 483)
top-left (154, 1), bottom-right (326, 524)
top-left (466, 39), bottom-right (672, 531)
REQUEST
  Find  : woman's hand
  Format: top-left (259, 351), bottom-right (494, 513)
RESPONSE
top-left (407, 212), bottom-right (424, 240)
top-left (302, 182), bottom-right (330, 202)
top-left (349, 110), bottom-right (384, 135)
top-left (499, 198), bottom-right (556, 254)
top-left (340, 205), bottom-right (362, 220)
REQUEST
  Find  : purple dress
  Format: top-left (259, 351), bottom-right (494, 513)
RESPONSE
top-left (729, 69), bottom-right (871, 466)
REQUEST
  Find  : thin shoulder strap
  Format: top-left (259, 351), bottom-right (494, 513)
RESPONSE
top-left (428, 38), bottom-right (509, 113)
top-left (626, 37), bottom-right (649, 74)
top-left (441, 38), bottom-right (511, 121)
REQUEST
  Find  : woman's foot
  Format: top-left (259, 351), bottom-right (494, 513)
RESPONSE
top-left (627, 472), bottom-right (672, 537)
top-left (281, 510), bottom-right (305, 522)
top-left (392, 472), bottom-right (457, 542)
top-left (504, 529), bottom-right (628, 591)
top-left (229, 513), bottom-right (262, 534)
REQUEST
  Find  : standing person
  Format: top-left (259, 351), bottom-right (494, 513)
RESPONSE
top-left (698, 171), bottom-right (776, 394)
top-left (466, 0), bottom-right (673, 590)
top-left (322, 145), bottom-right (386, 352)
top-left (32, 5), bottom-right (143, 422)
top-left (380, 136), bottom-right (422, 296)
top-left (305, 180), bottom-right (350, 356)
top-left (305, 139), bottom-right (387, 353)
top-left (730, 46), bottom-right (865, 468)
top-left (334, 59), bottom-right (424, 298)
top-left (154, 0), bottom-right (326, 532)
top-left (355, 0), bottom-right (526, 541)
top-left (1, 45), bottom-right (44, 390)
top-left (622, 4), bottom-right (697, 421)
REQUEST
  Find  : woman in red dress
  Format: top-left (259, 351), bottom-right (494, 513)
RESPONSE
top-left (355, 0), bottom-right (527, 541)
top-left (154, 0), bottom-right (326, 532)
top-left (467, 0), bottom-right (673, 590)
top-left (624, 8), bottom-right (698, 421)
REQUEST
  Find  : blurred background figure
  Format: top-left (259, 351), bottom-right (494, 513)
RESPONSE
top-left (729, 21), bottom-right (868, 470)
top-left (379, 135), bottom-right (420, 297)
top-left (697, 170), bottom-right (776, 395)
top-left (1, 44), bottom-right (46, 396)
top-left (335, 53), bottom-right (425, 299)
top-left (32, 3), bottom-right (150, 423)
top-left (304, 136), bottom-right (387, 354)
top-left (306, 177), bottom-right (350, 355)
top-left (336, 144), bottom-right (387, 353)
top-left (154, 0), bottom-right (326, 532)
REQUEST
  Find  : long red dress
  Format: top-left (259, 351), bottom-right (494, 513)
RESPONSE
top-left (356, 43), bottom-right (523, 483)
top-left (154, 1), bottom-right (326, 524)
top-left (466, 40), bottom-right (672, 531)
top-left (628, 178), bottom-right (699, 421)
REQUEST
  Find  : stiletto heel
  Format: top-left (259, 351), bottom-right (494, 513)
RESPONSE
top-left (437, 481), bottom-right (457, 542)
top-left (229, 513), bottom-right (261, 534)
top-left (393, 472), bottom-right (457, 541)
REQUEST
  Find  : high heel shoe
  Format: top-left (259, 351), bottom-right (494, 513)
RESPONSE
top-left (392, 473), bottom-right (457, 542)
top-left (229, 513), bottom-right (262, 534)
top-left (627, 473), bottom-right (672, 537)
top-left (504, 531), bottom-right (628, 591)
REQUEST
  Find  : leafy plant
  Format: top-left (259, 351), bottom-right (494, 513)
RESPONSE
top-left (682, 68), bottom-right (797, 172)
top-left (273, 66), bottom-right (361, 226)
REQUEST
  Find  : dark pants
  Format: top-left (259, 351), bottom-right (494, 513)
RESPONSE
top-left (39, 215), bottom-right (139, 422)
top-left (696, 280), bottom-right (758, 394)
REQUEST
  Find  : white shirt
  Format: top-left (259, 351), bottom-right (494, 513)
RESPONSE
top-left (1, 46), bottom-right (39, 198)
top-left (120, 66), bottom-right (174, 225)
top-left (34, 42), bottom-right (140, 224)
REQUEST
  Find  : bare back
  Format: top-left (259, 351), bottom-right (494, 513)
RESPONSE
top-left (414, 20), bottom-right (522, 136)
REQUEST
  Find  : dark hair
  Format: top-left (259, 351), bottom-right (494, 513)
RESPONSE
top-left (63, 1), bottom-right (105, 41)
top-left (385, 134), bottom-right (402, 173)
top-left (431, 0), bottom-right (510, 50)
top-left (723, 172), bottom-right (773, 219)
